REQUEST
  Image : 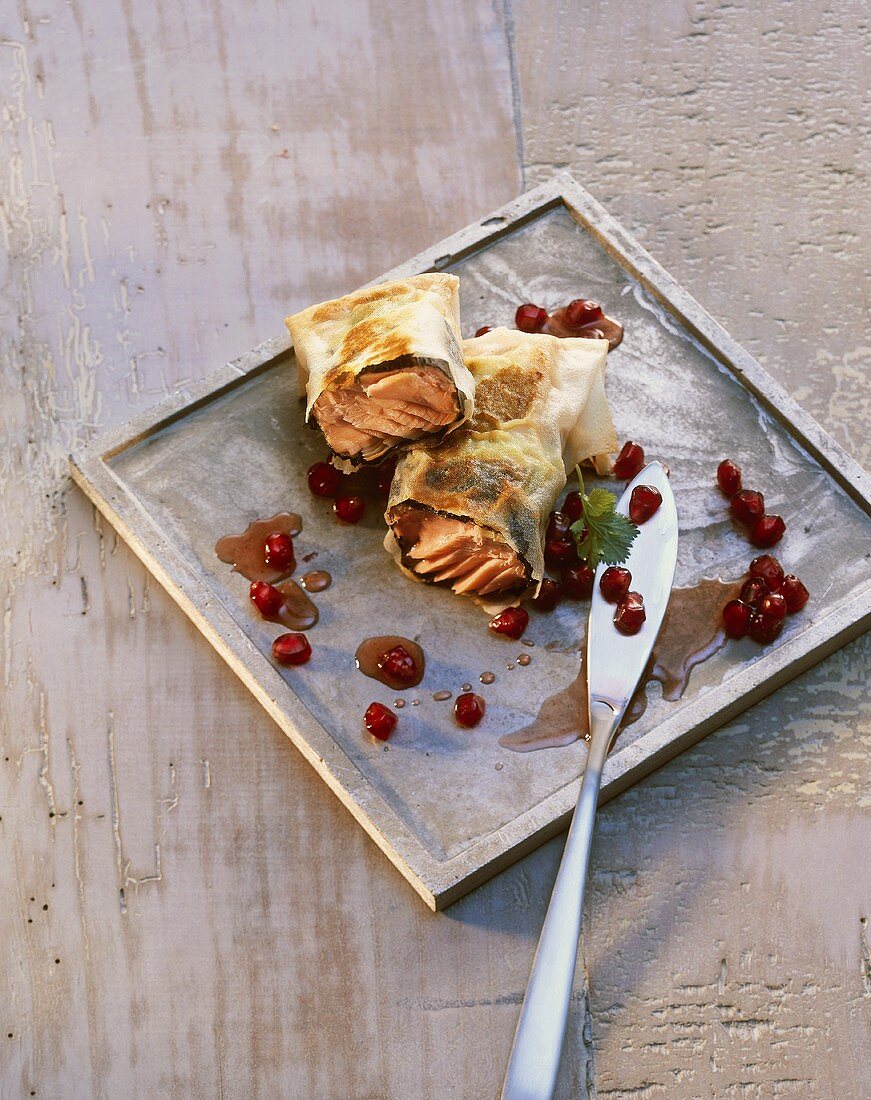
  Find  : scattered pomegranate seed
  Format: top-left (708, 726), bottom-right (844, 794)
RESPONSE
top-left (515, 303), bottom-right (549, 333)
top-left (546, 510), bottom-right (572, 540)
top-left (334, 495), bottom-right (365, 523)
top-left (561, 562), bottom-right (594, 600)
top-left (364, 702), bottom-right (396, 741)
top-left (530, 577), bottom-right (562, 611)
top-left (629, 484), bottom-right (662, 524)
top-left (272, 633), bottom-right (312, 666)
top-left (600, 566), bottom-right (632, 603)
top-left (377, 645), bottom-right (418, 686)
top-left (780, 574), bottom-right (809, 613)
top-left (454, 692), bottom-right (486, 728)
top-left (740, 577), bottom-right (768, 607)
top-left (749, 554), bottom-right (784, 592)
top-left (562, 491), bottom-right (584, 522)
top-left (544, 536), bottom-right (578, 567)
top-left (489, 607), bottom-right (529, 639)
top-left (749, 614), bottom-right (783, 644)
top-left (613, 441), bottom-right (645, 480)
top-left (722, 599), bottom-right (753, 639)
top-left (614, 592), bottom-right (646, 635)
top-left (730, 489), bottom-right (765, 525)
top-left (474, 325), bottom-right (493, 337)
top-left (264, 531), bottom-right (295, 572)
top-left (750, 514), bottom-right (785, 549)
top-left (717, 459), bottom-right (742, 496)
top-left (758, 592), bottom-right (787, 622)
top-left (564, 299), bottom-right (603, 328)
top-left (307, 461), bottom-right (341, 498)
top-left (250, 580), bottom-right (284, 618)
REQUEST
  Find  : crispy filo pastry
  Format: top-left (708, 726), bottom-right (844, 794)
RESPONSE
top-left (385, 327), bottom-right (617, 602)
top-left (285, 273), bottom-right (473, 467)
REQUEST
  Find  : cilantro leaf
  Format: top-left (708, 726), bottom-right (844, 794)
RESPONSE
top-left (569, 468), bottom-right (639, 569)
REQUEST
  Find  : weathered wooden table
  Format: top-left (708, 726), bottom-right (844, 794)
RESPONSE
top-left (2, 3), bottom-right (868, 1097)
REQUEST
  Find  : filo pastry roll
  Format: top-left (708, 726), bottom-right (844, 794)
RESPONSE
top-left (385, 327), bottom-right (617, 601)
top-left (285, 273), bottom-right (474, 467)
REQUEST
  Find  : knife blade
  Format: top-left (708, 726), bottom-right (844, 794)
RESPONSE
top-left (586, 459), bottom-right (679, 717)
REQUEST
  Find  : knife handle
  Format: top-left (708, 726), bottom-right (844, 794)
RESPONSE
top-left (501, 701), bottom-right (619, 1100)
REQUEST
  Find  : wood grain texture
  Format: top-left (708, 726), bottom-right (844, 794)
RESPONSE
top-left (0, 3), bottom-right (867, 1100)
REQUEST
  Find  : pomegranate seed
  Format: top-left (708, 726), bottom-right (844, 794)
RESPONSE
top-left (307, 461), bottom-right (341, 497)
top-left (364, 702), bottom-right (396, 741)
top-left (272, 633), bottom-right (312, 666)
top-left (249, 580), bottom-right (284, 618)
top-left (740, 577), bottom-right (768, 607)
top-left (629, 484), bottom-right (662, 524)
top-left (334, 495), bottom-right (365, 523)
top-left (613, 441), bottom-right (645, 480)
top-left (474, 325), bottom-right (493, 337)
top-left (263, 531), bottom-right (295, 572)
top-left (722, 599), bottom-right (753, 639)
top-left (544, 536), bottom-right (578, 567)
top-left (561, 562), bottom-right (594, 600)
top-left (454, 692), bottom-right (486, 728)
top-left (717, 459), bottom-right (742, 496)
top-left (562, 491), bottom-right (584, 522)
top-left (750, 514), bottom-right (785, 549)
top-left (564, 299), bottom-right (604, 328)
top-left (600, 566), bottom-right (632, 603)
top-left (530, 577), bottom-right (562, 611)
top-left (515, 303), bottom-right (548, 333)
top-left (614, 592), bottom-right (646, 635)
top-left (730, 490), bottom-right (765, 525)
top-left (546, 510), bottom-right (572, 540)
top-left (377, 644), bottom-right (418, 685)
top-left (749, 614), bottom-right (783, 644)
top-left (758, 592), bottom-right (787, 622)
top-left (489, 607), bottom-right (529, 639)
top-left (749, 554), bottom-right (784, 592)
top-left (780, 574), bottom-right (809, 613)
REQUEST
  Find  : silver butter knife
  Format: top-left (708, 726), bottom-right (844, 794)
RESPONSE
top-left (502, 461), bottom-right (678, 1100)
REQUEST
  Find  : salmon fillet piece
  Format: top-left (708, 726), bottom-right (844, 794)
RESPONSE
top-left (391, 505), bottom-right (528, 598)
top-left (312, 365), bottom-right (459, 463)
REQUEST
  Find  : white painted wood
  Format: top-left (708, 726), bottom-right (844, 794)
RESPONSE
top-left (2, 2), bottom-right (868, 1098)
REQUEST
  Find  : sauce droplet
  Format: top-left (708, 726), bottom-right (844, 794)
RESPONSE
top-left (355, 636), bottom-right (426, 690)
top-left (411, 699), bottom-right (420, 706)
top-left (461, 682), bottom-right (472, 692)
top-left (505, 663), bottom-right (515, 670)
top-left (301, 570), bottom-right (331, 592)
top-left (273, 581), bottom-right (318, 630)
top-left (521, 639), bottom-right (535, 648)
top-left (517, 654), bottom-right (532, 666)
top-left (432, 690), bottom-right (452, 701)
top-left (545, 306), bottom-right (624, 350)
top-left (215, 513), bottom-right (302, 583)
top-left (495, 762), bottom-right (504, 771)
top-left (394, 699), bottom-right (406, 709)
top-left (479, 672), bottom-right (495, 685)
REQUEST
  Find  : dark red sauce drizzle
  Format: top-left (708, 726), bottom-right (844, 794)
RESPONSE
top-left (355, 636), bottom-right (426, 690)
top-left (499, 577), bottom-right (741, 753)
top-left (215, 513), bottom-right (302, 583)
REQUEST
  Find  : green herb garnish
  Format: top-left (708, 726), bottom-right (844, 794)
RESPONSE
top-left (570, 466), bottom-right (638, 569)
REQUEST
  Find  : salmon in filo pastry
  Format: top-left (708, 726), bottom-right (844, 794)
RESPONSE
top-left (285, 273), bottom-right (474, 467)
top-left (385, 327), bottom-right (617, 602)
